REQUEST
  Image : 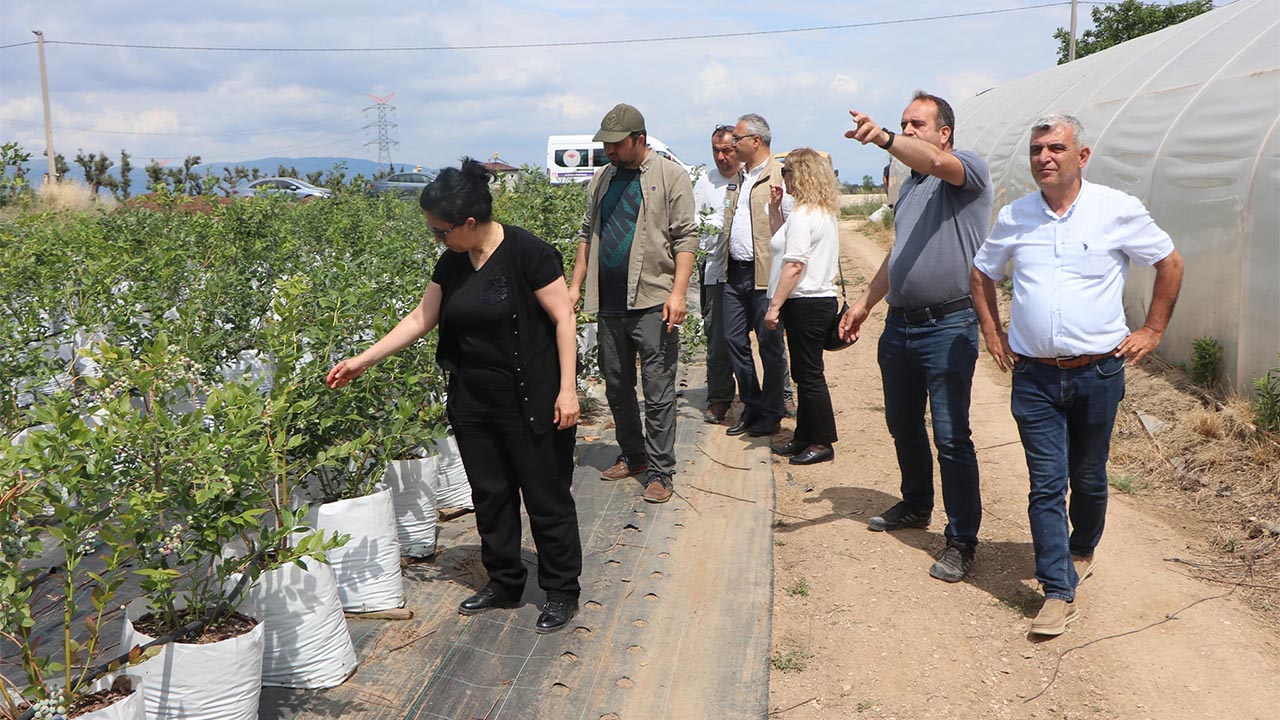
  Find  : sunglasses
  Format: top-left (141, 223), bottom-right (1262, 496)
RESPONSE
top-left (429, 224), bottom-right (458, 239)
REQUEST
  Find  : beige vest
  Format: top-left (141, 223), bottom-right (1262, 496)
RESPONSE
top-left (720, 154), bottom-right (785, 289)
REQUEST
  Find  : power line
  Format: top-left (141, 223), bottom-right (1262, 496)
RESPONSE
top-left (0, 3), bottom-right (1118, 54)
top-left (2, 114), bottom-right (364, 138)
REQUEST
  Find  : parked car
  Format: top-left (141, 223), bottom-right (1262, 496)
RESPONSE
top-left (369, 172), bottom-right (435, 198)
top-left (236, 177), bottom-right (333, 200)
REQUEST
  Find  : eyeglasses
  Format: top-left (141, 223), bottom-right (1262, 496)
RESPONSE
top-left (731, 133), bottom-right (759, 145)
top-left (429, 224), bottom-right (458, 239)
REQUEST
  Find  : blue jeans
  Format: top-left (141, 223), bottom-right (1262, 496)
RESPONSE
top-left (1011, 354), bottom-right (1125, 601)
top-left (878, 307), bottom-right (981, 550)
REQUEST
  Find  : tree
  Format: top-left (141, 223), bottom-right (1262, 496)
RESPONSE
top-left (1054, 0), bottom-right (1214, 63)
top-left (860, 174), bottom-right (876, 193)
top-left (73, 149), bottom-right (115, 196)
top-left (118, 149), bottom-right (133, 199)
top-left (304, 170), bottom-right (324, 186)
top-left (145, 160), bottom-right (167, 192)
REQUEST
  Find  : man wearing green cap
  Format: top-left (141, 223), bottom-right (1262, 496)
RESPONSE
top-left (568, 103), bottom-right (698, 504)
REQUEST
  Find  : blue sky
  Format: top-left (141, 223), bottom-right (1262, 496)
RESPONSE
top-left (1, 1), bottom-right (1092, 182)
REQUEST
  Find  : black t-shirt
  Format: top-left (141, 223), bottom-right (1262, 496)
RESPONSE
top-left (431, 226), bottom-right (563, 413)
top-left (597, 168), bottom-right (642, 314)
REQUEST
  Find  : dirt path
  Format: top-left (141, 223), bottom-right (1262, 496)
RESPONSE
top-left (767, 220), bottom-right (1280, 720)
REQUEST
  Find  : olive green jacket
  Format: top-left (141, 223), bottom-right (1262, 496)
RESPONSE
top-left (576, 151), bottom-right (698, 314)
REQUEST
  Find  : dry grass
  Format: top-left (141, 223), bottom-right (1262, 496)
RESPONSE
top-left (38, 181), bottom-right (113, 213)
top-left (1110, 359), bottom-right (1280, 624)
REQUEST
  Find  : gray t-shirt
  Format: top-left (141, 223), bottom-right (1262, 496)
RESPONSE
top-left (886, 149), bottom-right (993, 309)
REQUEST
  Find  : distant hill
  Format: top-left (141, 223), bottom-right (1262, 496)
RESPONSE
top-left (17, 156), bottom-right (435, 192)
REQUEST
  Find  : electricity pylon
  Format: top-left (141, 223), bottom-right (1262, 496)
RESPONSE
top-left (363, 93), bottom-right (399, 172)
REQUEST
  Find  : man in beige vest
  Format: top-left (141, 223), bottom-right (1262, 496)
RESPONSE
top-left (721, 113), bottom-right (792, 437)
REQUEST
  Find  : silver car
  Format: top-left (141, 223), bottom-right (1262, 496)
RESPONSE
top-left (238, 177), bottom-right (333, 200)
top-left (369, 172), bottom-right (434, 198)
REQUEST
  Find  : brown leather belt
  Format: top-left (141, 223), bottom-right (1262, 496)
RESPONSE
top-left (1029, 351), bottom-right (1116, 369)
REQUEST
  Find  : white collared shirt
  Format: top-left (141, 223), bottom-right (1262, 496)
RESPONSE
top-left (693, 168), bottom-right (735, 285)
top-left (973, 180), bottom-right (1175, 358)
top-left (727, 159), bottom-right (792, 261)
top-left (766, 205), bottom-right (839, 299)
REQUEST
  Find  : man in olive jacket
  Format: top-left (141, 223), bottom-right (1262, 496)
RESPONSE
top-left (568, 103), bottom-right (698, 504)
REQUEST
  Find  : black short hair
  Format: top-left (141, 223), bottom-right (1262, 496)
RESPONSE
top-left (912, 91), bottom-right (956, 147)
top-left (419, 157), bottom-right (495, 223)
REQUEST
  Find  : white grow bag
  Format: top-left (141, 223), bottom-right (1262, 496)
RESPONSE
top-left (242, 557), bottom-right (358, 689)
top-left (311, 483), bottom-right (405, 612)
top-left (120, 600), bottom-right (264, 720)
top-left (431, 435), bottom-right (474, 510)
top-left (383, 455), bottom-right (440, 558)
top-left (75, 674), bottom-right (145, 720)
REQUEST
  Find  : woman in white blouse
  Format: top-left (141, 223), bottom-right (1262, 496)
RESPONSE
top-left (763, 148), bottom-right (841, 465)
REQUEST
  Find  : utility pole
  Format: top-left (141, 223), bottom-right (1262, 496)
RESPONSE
top-left (1068, 0), bottom-right (1078, 62)
top-left (363, 93), bottom-right (399, 173)
top-left (33, 30), bottom-right (57, 185)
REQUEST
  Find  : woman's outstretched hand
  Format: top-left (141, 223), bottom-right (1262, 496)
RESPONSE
top-left (326, 357), bottom-right (370, 389)
top-left (554, 388), bottom-right (580, 430)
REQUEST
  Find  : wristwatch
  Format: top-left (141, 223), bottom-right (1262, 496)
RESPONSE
top-left (878, 130), bottom-right (895, 150)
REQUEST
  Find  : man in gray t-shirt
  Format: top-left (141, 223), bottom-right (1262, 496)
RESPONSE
top-left (841, 91), bottom-right (994, 584)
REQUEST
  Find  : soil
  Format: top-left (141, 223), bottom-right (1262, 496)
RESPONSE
top-left (766, 220), bottom-right (1280, 720)
top-left (69, 676), bottom-right (137, 717)
top-left (133, 609), bottom-right (258, 644)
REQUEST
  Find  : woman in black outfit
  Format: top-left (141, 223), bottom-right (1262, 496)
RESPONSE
top-left (326, 158), bottom-right (582, 632)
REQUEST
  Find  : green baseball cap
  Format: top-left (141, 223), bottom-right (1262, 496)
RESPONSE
top-left (593, 103), bottom-right (646, 143)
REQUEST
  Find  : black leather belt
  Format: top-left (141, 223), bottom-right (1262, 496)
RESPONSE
top-left (888, 296), bottom-right (973, 324)
top-left (728, 259), bottom-right (754, 268)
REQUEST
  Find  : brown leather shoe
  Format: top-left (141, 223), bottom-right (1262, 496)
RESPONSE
top-left (702, 401), bottom-right (731, 424)
top-left (1073, 553), bottom-right (1096, 585)
top-left (642, 480), bottom-right (673, 504)
top-left (1030, 598), bottom-right (1080, 636)
top-left (601, 455), bottom-right (648, 481)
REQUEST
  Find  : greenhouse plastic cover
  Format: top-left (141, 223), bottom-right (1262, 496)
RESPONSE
top-left (951, 0), bottom-right (1279, 391)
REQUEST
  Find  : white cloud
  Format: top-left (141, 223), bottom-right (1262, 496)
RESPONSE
top-left (538, 94), bottom-right (604, 122)
top-left (831, 74), bottom-right (861, 96)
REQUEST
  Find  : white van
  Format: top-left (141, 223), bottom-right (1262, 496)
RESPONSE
top-left (547, 134), bottom-right (694, 184)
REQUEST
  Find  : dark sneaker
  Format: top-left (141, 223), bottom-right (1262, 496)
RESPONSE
top-left (928, 541), bottom-right (975, 583)
top-left (601, 454), bottom-right (648, 481)
top-left (867, 500), bottom-right (931, 532)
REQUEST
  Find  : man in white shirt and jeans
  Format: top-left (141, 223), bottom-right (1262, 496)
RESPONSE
top-left (694, 124), bottom-right (742, 424)
top-left (971, 112), bottom-right (1184, 636)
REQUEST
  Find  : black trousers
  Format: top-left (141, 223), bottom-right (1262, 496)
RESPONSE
top-left (724, 261), bottom-right (788, 426)
top-left (449, 404), bottom-right (582, 601)
top-left (780, 297), bottom-right (839, 446)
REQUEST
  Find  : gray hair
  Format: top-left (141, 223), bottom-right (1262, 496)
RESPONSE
top-left (738, 113), bottom-right (772, 146)
top-left (1031, 112), bottom-right (1086, 146)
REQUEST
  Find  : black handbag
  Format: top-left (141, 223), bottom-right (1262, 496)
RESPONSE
top-left (823, 252), bottom-right (855, 351)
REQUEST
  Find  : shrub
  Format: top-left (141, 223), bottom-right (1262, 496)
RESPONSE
top-left (1190, 336), bottom-right (1223, 388)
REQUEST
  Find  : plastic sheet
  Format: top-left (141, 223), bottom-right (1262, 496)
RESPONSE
top-left (954, 0), bottom-right (1279, 392)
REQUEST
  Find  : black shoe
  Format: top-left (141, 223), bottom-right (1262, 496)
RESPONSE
top-left (929, 541), bottom-right (975, 583)
top-left (726, 419), bottom-right (752, 436)
top-left (789, 446), bottom-right (834, 465)
top-left (458, 586), bottom-right (521, 615)
top-left (867, 500), bottom-right (931, 532)
top-left (746, 421), bottom-right (781, 437)
top-left (772, 440), bottom-right (807, 456)
top-left (535, 599), bottom-right (578, 633)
